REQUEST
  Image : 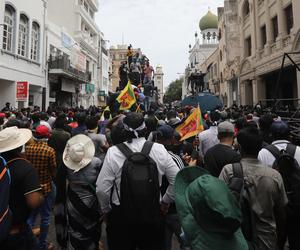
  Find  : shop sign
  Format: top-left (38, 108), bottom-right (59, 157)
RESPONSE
top-left (16, 81), bottom-right (28, 101)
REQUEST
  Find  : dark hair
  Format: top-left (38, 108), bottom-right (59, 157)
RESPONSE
top-left (75, 112), bottom-right (86, 126)
top-left (237, 127), bottom-right (262, 156)
top-left (145, 116), bottom-right (157, 132)
top-left (235, 117), bottom-right (247, 130)
top-left (259, 114), bottom-right (273, 132)
top-left (218, 132), bottom-right (234, 140)
top-left (31, 112), bottom-right (40, 123)
top-left (54, 115), bottom-right (66, 129)
top-left (40, 112), bottom-right (48, 121)
top-left (5, 119), bottom-right (21, 128)
top-left (167, 110), bottom-right (177, 120)
top-left (123, 113), bottom-right (146, 142)
top-left (103, 110), bottom-right (111, 120)
top-left (86, 116), bottom-right (98, 130)
top-left (210, 111), bottom-right (221, 123)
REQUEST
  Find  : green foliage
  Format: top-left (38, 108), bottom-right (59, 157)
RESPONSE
top-left (163, 78), bottom-right (183, 104)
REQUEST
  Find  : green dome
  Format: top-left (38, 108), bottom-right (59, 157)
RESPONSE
top-left (199, 11), bottom-right (218, 31)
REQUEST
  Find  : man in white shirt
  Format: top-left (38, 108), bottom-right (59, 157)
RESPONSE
top-left (96, 112), bottom-right (179, 250)
top-left (198, 111), bottom-right (220, 158)
top-left (258, 120), bottom-right (300, 250)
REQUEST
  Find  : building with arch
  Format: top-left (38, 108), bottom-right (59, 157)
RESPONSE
top-left (238, 0), bottom-right (300, 107)
top-left (0, 0), bottom-right (47, 109)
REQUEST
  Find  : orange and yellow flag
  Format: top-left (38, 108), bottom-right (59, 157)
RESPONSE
top-left (116, 82), bottom-right (136, 110)
top-left (176, 106), bottom-right (204, 141)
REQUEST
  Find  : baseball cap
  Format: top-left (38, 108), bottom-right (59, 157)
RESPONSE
top-left (157, 125), bottom-right (174, 140)
top-left (34, 125), bottom-right (50, 139)
top-left (218, 121), bottom-right (234, 134)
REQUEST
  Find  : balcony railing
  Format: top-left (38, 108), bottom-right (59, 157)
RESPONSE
top-left (49, 55), bottom-right (91, 83)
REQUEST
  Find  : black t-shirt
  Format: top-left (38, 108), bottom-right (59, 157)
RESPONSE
top-left (204, 144), bottom-right (241, 177)
top-left (8, 159), bottom-right (41, 225)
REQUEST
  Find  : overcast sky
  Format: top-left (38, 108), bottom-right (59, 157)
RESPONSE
top-left (95, 0), bottom-right (223, 89)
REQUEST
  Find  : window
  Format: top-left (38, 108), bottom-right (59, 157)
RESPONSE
top-left (261, 25), bottom-right (267, 47)
top-left (243, 0), bottom-right (250, 18)
top-left (89, 9), bottom-right (94, 18)
top-left (285, 4), bottom-right (294, 34)
top-left (31, 22), bottom-right (40, 61)
top-left (272, 16), bottom-right (278, 41)
top-left (18, 14), bottom-right (29, 57)
top-left (220, 50), bottom-right (223, 61)
top-left (245, 36), bottom-right (252, 57)
top-left (3, 4), bottom-right (15, 52)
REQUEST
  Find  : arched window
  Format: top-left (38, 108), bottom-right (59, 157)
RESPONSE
top-left (218, 29), bottom-right (222, 40)
top-left (18, 14), bottom-right (29, 57)
top-left (3, 4), bottom-right (16, 52)
top-left (243, 0), bottom-right (250, 17)
top-left (31, 22), bottom-right (40, 61)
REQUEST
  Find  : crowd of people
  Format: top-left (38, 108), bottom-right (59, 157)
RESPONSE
top-left (0, 102), bottom-right (300, 250)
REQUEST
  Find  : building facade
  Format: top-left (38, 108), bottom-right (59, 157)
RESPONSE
top-left (0, 0), bottom-right (47, 109)
top-left (47, 0), bottom-right (100, 108)
top-left (238, 0), bottom-right (300, 107)
top-left (154, 65), bottom-right (164, 103)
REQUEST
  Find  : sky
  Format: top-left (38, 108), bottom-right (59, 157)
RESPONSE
top-left (95, 0), bottom-right (224, 89)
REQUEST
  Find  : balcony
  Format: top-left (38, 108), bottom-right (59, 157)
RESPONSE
top-left (88, 0), bottom-right (99, 11)
top-left (49, 55), bottom-right (91, 83)
top-left (75, 31), bottom-right (98, 55)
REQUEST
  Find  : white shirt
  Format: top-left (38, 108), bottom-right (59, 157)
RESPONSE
top-left (96, 138), bottom-right (179, 213)
top-left (198, 126), bottom-right (219, 157)
top-left (258, 140), bottom-right (300, 167)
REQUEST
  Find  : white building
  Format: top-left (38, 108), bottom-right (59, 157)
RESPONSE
top-left (47, 0), bottom-right (100, 108)
top-left (0, 0), bottom-right (47, 109)
top-left (183, 10), bottom-right (219, 99)
top-left (154, 65), bottom-right (164, 103)
top-left (98, 33), bottom-right (110, 105)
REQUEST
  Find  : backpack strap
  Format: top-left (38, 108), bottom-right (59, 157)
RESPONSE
top-left (286, 144), bottom-right (297, 158)
top-left (266, 144), bottom-right (281, 159)
top-left (232, 162), bottom-right (244, 179)
top-left (141, 141), bottom-right (154, 156)
top-left (116, 143), bottom-right (134, 158)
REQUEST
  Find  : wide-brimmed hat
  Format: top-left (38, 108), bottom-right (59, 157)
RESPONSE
top-left (0, 126), bottom-right (32, 153)
top-left (175, 167), bottom-right (248, 250)
top-left (63, 134), bottom-right (95, 172)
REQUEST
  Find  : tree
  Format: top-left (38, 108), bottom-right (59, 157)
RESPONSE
top-left (163, 78), bottom-right (183, 104)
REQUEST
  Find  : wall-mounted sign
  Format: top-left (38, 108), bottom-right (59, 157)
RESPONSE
top-left (16, 81), bottom-right (28, 101)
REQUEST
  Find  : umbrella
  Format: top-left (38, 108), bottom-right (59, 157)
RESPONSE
top-left (182, 92), bottom-right (223, 112)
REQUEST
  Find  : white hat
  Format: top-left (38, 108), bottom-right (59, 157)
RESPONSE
top-left (63, 134), bottom-right (95, 172)
top-left (0, 126), bottom-right (32, 153)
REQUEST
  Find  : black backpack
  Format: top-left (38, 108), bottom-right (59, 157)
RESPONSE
top-left (116, 141), bottom-right (160, 224)
top-left (228, 163), bottom-right (258, 250)
top-left (0, 156), bottom-right (12, 243)
top-left (266, 144), bottom-right (300, 216)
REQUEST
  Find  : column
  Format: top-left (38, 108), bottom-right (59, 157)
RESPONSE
top-left (276, 0), bottom-right (287, 48)
top-left (265, 0), bottom-right (273, 55)
top-left (297, 71), bottom-right (300, 107)
top-left (254, 0), bottom-right (262, 59)
top-left (250, 0), bottom-right (258, 59)
top-left (293, 0), bottom-right (300, 32)
top-left (256, 77), bottom-right (266, 103)
top-left (14, 10), bottom-right (20, 55)
top-left (240, 17), bottom-right (245, 59)
top-left (240, 81), bottom-right (246, 106)
top-left (252, 78), bottom-right (258, 104)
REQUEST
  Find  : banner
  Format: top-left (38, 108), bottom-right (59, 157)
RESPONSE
top-left (176, 106), bottom-right (204, 141)
top-left (16, 82), bottom-right (29, 101)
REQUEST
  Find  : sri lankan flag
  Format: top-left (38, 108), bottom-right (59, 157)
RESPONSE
top-left (116, 82), bottom-right (136, 110)
top-left (176, 106), bottom-right (204, 141)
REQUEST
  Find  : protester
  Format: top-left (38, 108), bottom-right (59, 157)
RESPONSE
top-left (219, 127), bottom-right (288, 250)
top-left (204, 121), bottom-right (241, 177)
top-left (0, 126), bottom-right (43, 249)
top-left (175, 167), bottom-right (248, 250)
top-left (96, 112), bottom-right (179, 250)
top-left (143, 61), bottom-right (154, 84)
top-left (62, 134), bottom-right (102, 249)
top-left (155, 125), bottom-right (186, 250)
top-left (258, 120), bottom-right (300, 249)
top-left (198, 111), bottom-right (220, 157)
top-left (25, 125), bottom-right (57, 250)
top-left (71, 112), bottom-right (87, 136)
